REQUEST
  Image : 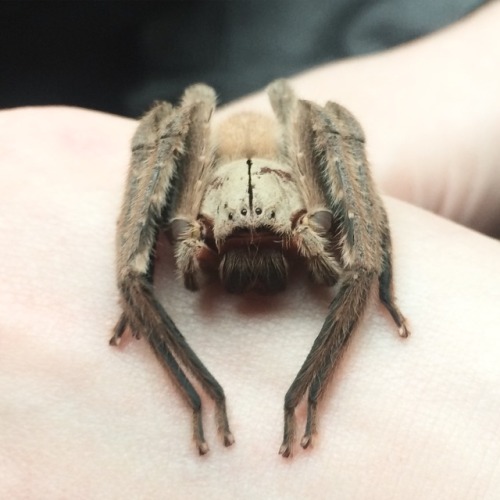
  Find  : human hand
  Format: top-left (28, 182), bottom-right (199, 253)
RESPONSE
top-left (1, 3), bottom-right (499, 498)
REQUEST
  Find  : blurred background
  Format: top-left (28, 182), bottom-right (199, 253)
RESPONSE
top-left (0, 0), bottom-right (485, 118)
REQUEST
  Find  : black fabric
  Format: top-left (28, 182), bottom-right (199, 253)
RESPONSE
top-left (0, 0), bottom-right (485, 117)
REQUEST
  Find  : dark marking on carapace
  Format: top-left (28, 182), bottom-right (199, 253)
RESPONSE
top-left (209, 177), bottom-right (225, 190)
top-left (247, 159), bottom-right (254, 211)
top-left (258, 166), bottom-right (292, 182)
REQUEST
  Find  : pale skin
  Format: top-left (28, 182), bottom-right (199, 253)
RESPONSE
top-left (0, 2), bottom-right (499, 498)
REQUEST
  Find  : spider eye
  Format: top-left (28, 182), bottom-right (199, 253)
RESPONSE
top-left (241, 208), bottom-right (247, 216)
top-left (270, 211), bottom-right (275, 219)
top-left (255, 207), bottom-right (262, 215)
top-left (228, 213), bottom-right (233, 220)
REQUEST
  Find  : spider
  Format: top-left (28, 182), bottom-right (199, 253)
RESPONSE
top-left (109, 80), bottom-right (409, 457)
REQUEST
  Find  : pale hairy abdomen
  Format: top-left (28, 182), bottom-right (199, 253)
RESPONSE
top-left (214, 112), bottom-right (280, 162)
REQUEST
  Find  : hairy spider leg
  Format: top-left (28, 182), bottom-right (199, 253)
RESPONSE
top-left (267, 80), bottom-right (408, 457)
top-left (279, 270), bottom-right (374, 456)
top-left (112, 91), bottom-right (234, 453)
top-left (378, 227), bottom-right (410, 338)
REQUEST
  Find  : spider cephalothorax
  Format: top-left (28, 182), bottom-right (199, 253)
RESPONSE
top-left (110, 80), bottom-right (409, 457)
top-left (171, 155), bottom-right (335, 294)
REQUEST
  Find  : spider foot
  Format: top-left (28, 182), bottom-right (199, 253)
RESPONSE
top-left (215, 407), bottom-right (234, 447)
top-left (109, 335), bottom-right (119, 346)
top-left (398, 319), bottom-right (410, 338)
top-left (279, 441), bottom-right (293, 458)
top-left (279, 409), bottom-right (296, 457)
top-left (222, 431), bottom-right (235, 447)
top-left (109, 314), bottom-right (127, 346)
top-left (197, 440), bottom-right (210, 455)
top-left (300, 433), bottom-right (313, 449)
top-left (379, 290), bottom-right (410, 339)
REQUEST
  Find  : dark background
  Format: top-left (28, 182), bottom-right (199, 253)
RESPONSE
top-left (0, 0), bottom-right (485, 118)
